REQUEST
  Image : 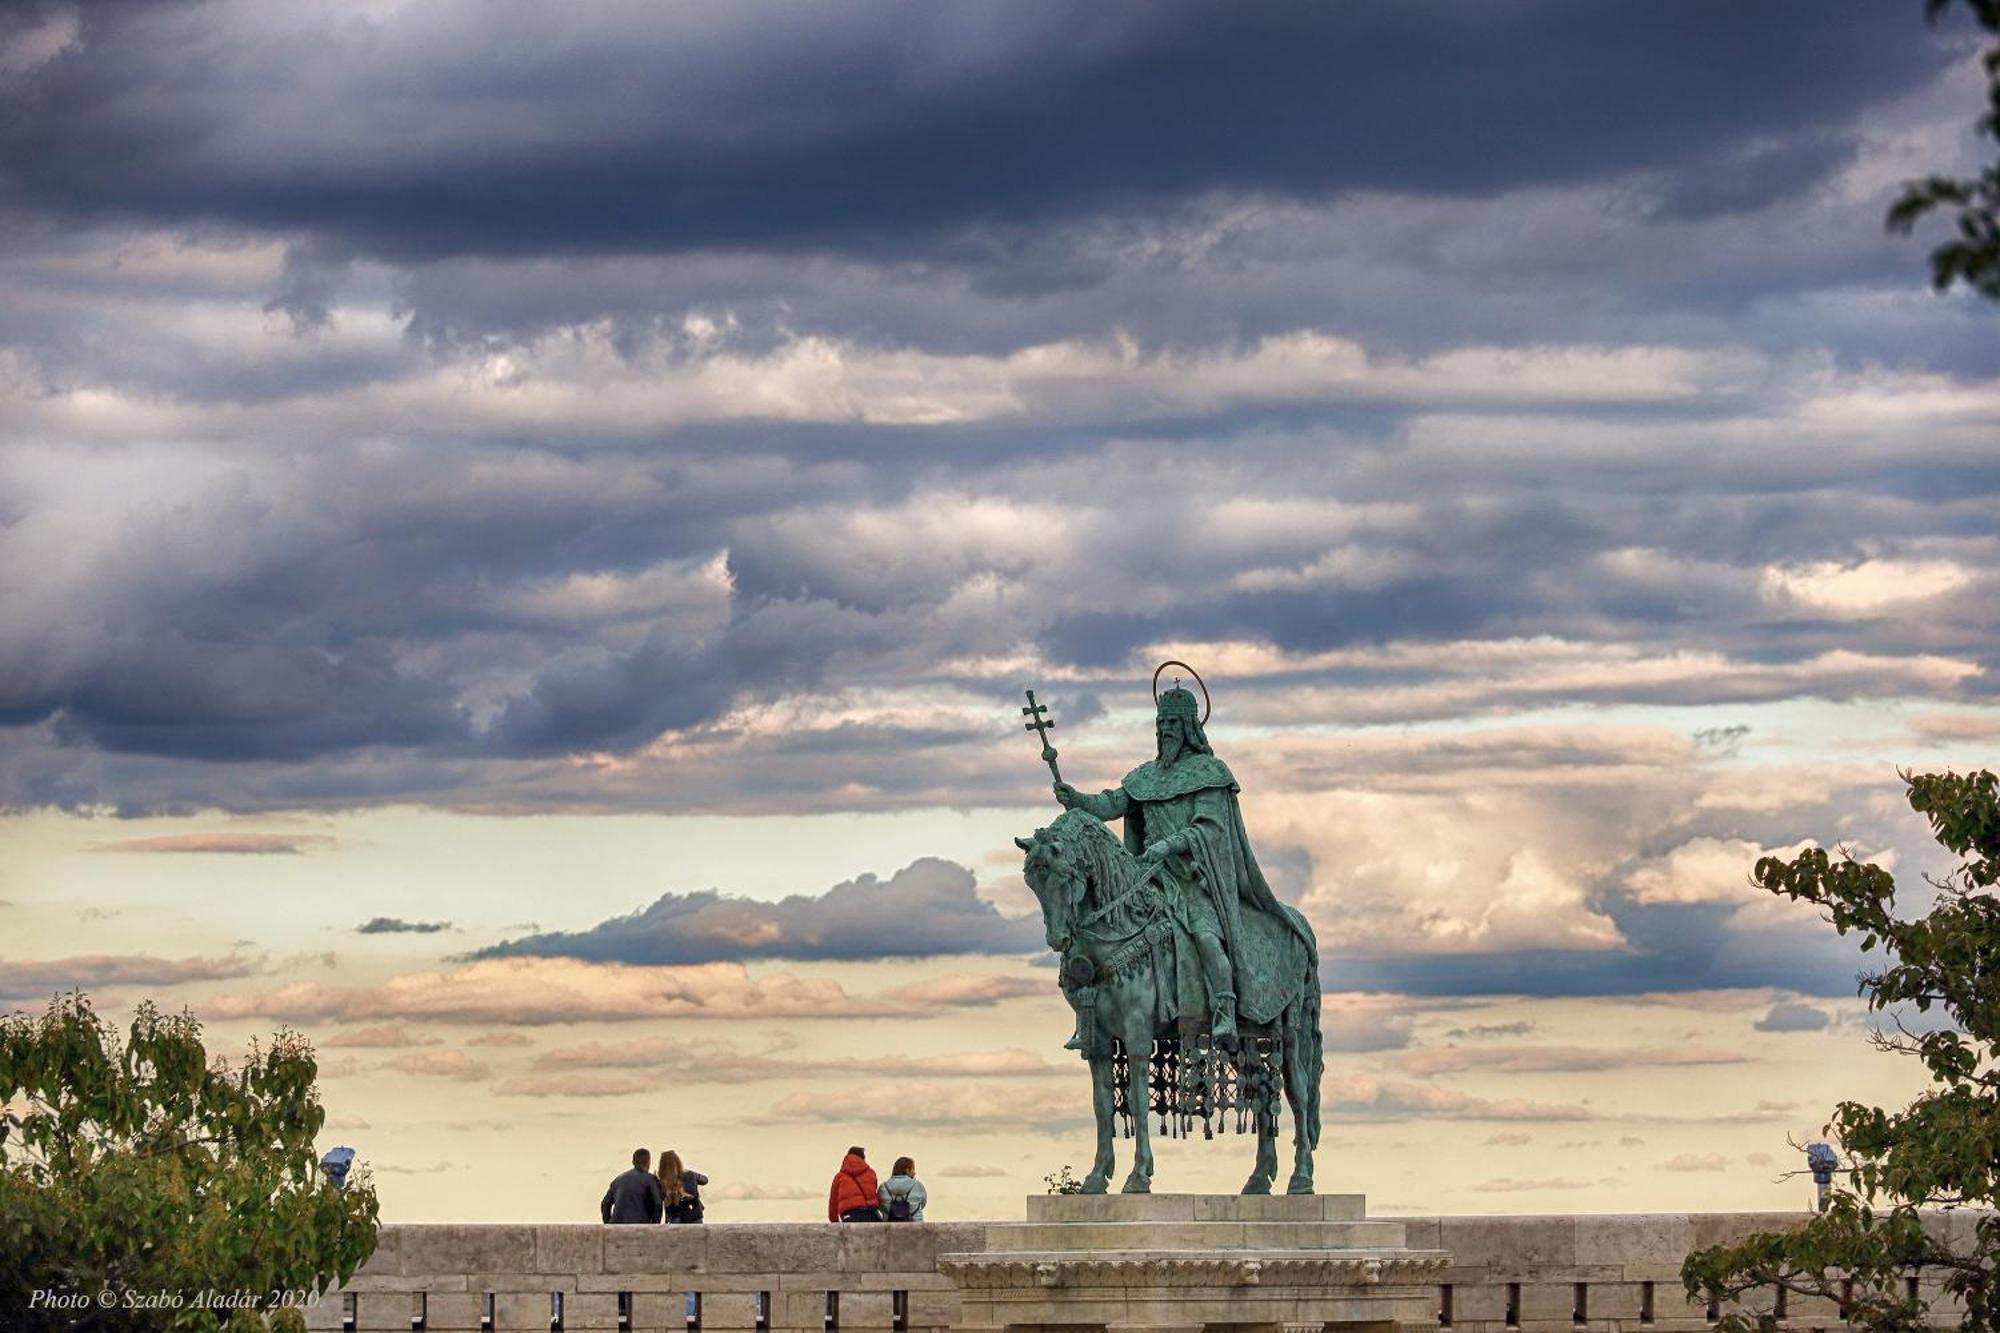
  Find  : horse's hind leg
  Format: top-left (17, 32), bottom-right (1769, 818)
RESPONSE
top-left (1282, 1009), bottom-right (1315, 1194)
top-left (1243, 1113), bottom-right (1278, 1194)
top-left (1082, 1053), bottom-right (1116, 1194)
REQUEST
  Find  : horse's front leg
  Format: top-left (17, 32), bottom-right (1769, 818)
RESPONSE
top-left (1243, 1045), bottom-right (1278, 1193)
top-left (1082, 1052), bottom-right (1116, 1194)
top-left (1119, 1003), bottom-right (1154, 1194)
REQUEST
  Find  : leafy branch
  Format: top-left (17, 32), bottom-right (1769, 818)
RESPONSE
top-left (1888, 0), bottom-right (2000, 298)
top-left (1683, 771), bottom-right (2000, 1333)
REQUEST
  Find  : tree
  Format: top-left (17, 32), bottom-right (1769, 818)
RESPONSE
top-left (0, 993), bottom-right (379, 1332)
top-left (1683, 770), bottom-right (2000, 1333)
top-left (1888, 1), bottom-right (2000, 299)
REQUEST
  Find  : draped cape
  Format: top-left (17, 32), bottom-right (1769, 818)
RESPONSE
top-left (1116, 755), bottom-right (1316, 1025)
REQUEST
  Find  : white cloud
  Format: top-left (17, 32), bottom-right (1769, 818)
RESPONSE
top-left (1623, 838), bottom-right (1801, 906)
top-left (1403, 1045), bottom-right (1748, 1076)
top-left (202, 958), bottom-right (1040, 1026)
top-left (1274, 787), bottom-right (1633, 957)
top-left (1762, 558), bottom-right (1976, 616)
top-left (752, 1082), bottom-right (1089, 1132)
top-left (0, 952), bottom-right (264, 1002)
top-left (322, 1024), bottom-right (444, 1049)
top-left (529, 1035), bottom-right (1064, 1083)
top-left (92, 831), bottom-right (336, 855)
top-left (1326, 1076), bottom-right (1598, 1123)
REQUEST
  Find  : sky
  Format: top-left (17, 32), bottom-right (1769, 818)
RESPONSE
top-left (1, 0), bottom-right (1996, 1222)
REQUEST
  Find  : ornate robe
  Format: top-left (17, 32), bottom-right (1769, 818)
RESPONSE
top-left (1085, 753), bottom-right (1315, 1025)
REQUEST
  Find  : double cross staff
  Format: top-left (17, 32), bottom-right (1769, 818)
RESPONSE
top-left (1022, 689), bottom-right (1063, 787)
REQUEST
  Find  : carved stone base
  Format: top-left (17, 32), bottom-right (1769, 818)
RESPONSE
top-left (941, 1195), bottom-right (1448, 1333)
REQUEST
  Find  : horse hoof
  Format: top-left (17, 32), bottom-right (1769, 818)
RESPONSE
top-left (1120, 1174), bottom-right (1152, 1194)
top-left (1241, 1176), bottom-right (1272, 1196)
top-left (1081, 1175), bottom-right (1110, 1195)
top-left (1286, 1173), bottom-right (1314, 1195)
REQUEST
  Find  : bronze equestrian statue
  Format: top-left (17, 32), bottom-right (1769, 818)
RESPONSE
top-left (1017, 664), bottom-right (1323, 1195)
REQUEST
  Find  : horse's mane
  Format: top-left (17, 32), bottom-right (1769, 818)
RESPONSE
top-left (1045, 809), bottom-right (1142, 906)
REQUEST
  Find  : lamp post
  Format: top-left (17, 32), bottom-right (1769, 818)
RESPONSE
top-left (321, 1145), bottom-right (357, 1190)
top-left (1806, 1141), bottom-right (1839, 1212)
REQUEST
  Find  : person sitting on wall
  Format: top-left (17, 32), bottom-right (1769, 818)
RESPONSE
top-left (659, 1148), bottom-right (709, 1224)
top-left (828, 1145), bottom-right (883, 1222)
top-left (879, 1157), bottom-right (926, 1222)
top-left (601, 1147), bottom-right (665, 1224)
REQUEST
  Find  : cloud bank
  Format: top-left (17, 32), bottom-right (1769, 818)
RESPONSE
top-left (477, 859), bottom-right (1041, 964)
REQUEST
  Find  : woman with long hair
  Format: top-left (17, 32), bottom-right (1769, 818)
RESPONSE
top-left (657, 1149), bottom-right (709, 1224)
top-left (879, 1156), bottom-right (925, 1222)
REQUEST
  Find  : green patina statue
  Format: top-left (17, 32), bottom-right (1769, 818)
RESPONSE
top-left (1016, 663), bottom-right (1324, 1196)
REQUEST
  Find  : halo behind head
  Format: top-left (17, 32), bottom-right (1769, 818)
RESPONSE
top-left (1150, 659), bottom-right (1210, 725)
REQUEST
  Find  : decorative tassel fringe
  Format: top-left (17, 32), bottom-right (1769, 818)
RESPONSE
top-left (1108, 1035), bottom-right (1282, 1140)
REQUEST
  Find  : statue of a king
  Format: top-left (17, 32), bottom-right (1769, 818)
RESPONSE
top-left (1052, 682), bottom-right (1311, 1046)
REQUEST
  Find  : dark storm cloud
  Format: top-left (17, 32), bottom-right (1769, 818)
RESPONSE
top-left (0, 0), bottom-right (1993, 960)
top-left (1326, 915), bottom-right (1865, 1000)
top-left (0, 2), bottom-right (1953, 263)
top-left (474, 858), bottom-right (1043, 964)
top-left (3, 414), bottom-right (1995, 788)
top-left (1639, 134), bottom-right (1868, 224)
top-left (46, 636), bottom-right (467, 762)
top-left (355, 917), bottom-right (451, 935)
top-left (481, 629), bottom-right (741, 757)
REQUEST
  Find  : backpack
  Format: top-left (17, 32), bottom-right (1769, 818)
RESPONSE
top-left (884, 1193), bottom-right (913, 1222)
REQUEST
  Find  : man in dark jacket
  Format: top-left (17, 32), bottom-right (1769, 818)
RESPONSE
top-left (601, 1148), bottom-right (665, 1224)
top-left (828, 1145), bottom-right (881, 1222)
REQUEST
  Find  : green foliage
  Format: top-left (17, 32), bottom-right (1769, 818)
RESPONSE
top-left (1887, 1), bottom-right (2000, 299)
top-left (1043, 1164), bottom-right (1085, 1195)
top-left (1682, 770), bottom-right (2000, 1333)
top-left (0, 993), bottom-right (379, 1332)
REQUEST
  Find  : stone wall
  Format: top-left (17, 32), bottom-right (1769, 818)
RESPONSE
top-left (306, 1221), bottom-right (985, 1333)
top-left (1407, 1212), bottom-right (1974, 1333)
top-left (307, 1212), bottom-right (1974, 1333)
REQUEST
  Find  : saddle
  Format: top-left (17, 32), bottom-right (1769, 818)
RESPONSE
top-left (1060, 897), bottom-right (1307, 1055)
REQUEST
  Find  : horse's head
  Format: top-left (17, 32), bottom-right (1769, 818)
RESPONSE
top-left (1014, 810), bottom-right (1109, 954)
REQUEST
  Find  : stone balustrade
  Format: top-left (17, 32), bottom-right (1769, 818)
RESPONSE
top-left (307, 1209), bottom-right (1979, 1333)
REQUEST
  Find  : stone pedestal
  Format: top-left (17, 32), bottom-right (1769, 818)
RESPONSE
top-left (941, 1195), bottom-right (1447, 1333)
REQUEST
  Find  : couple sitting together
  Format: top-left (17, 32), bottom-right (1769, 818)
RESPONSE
top-left (828, 1146), bottom-right (925, 1223)
top-left (601, 1147), bottom-right (708, 1224)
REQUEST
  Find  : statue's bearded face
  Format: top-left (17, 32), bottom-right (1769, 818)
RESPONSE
top-left (1156, 716), bottom-right (1186, 767)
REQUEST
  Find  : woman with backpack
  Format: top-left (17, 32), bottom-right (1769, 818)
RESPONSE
top-left (879, 1157), bottom-right (926, 1222)
top-left (658, 1149), bottom-right (708, 1224)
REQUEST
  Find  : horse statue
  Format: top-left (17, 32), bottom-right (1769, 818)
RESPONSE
top-left (1016, 807), bottom-right (1323, 1195)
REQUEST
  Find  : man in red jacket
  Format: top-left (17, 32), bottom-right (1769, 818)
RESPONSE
top-left (828, 1145), bottom-right (882, 1222)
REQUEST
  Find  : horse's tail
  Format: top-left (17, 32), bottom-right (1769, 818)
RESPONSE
top-left (1304, 981), bottom-right (1322, 1149)
top-left (1280, 902), bottom-right (1325, 1149)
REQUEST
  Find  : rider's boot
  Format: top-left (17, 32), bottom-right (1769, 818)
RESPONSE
top-left (1209, 990), bottom-right (1239, 1047)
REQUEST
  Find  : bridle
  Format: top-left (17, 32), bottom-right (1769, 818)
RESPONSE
top-left (1050, 839), bottom-right (1165, 983)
